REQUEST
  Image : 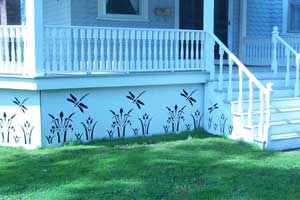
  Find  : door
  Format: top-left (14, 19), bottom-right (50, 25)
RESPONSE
top-left (180, 0), bottom-right (229, 46)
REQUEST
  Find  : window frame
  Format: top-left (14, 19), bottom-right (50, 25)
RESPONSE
top-left (97, 0), bottom-right (149, 21)
top-left (283, 0), bottom-right (300, 33)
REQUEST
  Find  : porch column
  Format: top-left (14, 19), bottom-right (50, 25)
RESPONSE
top-left (24, 0), bottom-right (44, 76)
top-left (203, 0), bottom-right (215, 79)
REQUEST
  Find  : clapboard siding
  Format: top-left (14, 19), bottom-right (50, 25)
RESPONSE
top-left (247, 0), bottom-right (283, 37)
top-left (70, 0), bottom-right (175, 28)
top-left (43, 0), bottom-right (71, 25)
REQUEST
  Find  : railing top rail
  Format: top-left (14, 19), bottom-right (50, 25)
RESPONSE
top-left (44, 25), bottom-right (205, 33)
top-left (276, 35), bottom-right (300, 57)
top-left (0, 25), bottom-right (26, 28)
top-left (208, 32), bottom-right (270, 93)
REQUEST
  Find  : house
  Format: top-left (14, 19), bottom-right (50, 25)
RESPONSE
top-left (0, 0), bottom-right (299, 150)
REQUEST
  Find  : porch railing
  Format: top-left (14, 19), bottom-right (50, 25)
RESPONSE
top-left (241, 32), bottom-right (300, 67)
top-left (0, 26), bottom-right (26, 74)
top-left (271, 26), bottom-right (300, 96)
top-left (209, 32), bottom-right (272, 147)
top-left (44, 26), bottom-right (207, 74)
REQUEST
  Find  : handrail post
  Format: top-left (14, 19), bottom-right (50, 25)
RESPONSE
top-left (227, 57), bottom-right (233, 101)
top-left (263, 83), bottom-right (272, 149)
top-left (271, 26), bottom-right (279, 77)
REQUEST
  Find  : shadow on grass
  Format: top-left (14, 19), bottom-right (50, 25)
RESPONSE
top-left (0, 129), bottom-right (300, 199)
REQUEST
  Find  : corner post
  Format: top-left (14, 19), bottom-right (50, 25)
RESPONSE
top-left (271, 26), bottom-right (279, 76)
top-left (24, 0), bottom-right (44, 76)
top-left (203, 0), bottom-right (215, 80)
top-left (263, 83), bottom-right (272, 149)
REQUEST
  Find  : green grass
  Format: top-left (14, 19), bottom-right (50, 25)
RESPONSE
top-left (1, 130), bottom-right (300, 200)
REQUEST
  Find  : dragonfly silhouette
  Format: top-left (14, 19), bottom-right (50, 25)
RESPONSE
top-left (13, 97), bottom-right (29, 113)
top-left (67, 93), bottom-right (89, 113)
top-left (180, 89), bottom-right (197, 106)
top-left (126, 91), bottom-right (145, 109)
top-left (208, 101), bottom-right (219, 113)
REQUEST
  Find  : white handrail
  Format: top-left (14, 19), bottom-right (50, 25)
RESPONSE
top-left (272, 26), bottom-right (300, 96)
top-left (208, 32), bottom-right (272, 146)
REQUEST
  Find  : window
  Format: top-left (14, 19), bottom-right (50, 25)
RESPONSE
top-left (287, 0), bottom-right (300, 32)
top-left (98, 0), bottom-right (148, 21)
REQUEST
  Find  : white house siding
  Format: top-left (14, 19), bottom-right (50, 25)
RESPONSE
top-left (43, 0), bottom-right (71, 25)
top-left (70, 0), bottom-right (176, 28)
top-left (247, 0), bottom-right (282, 37)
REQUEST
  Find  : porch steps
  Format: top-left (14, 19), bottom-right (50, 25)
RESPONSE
top-left (216, 69), bottom-right (300, 150)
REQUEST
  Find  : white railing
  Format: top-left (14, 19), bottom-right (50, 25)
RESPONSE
top-left (241, 37), bottom-right (272, 66)
top-left (0, 26), bottom-right (26, 74)
top-left (241, 34), bottom-right (300, 67)
top-left (271, 26), bottom-right (300, 96)
top-left (44, 26), bottom-right (207, 74)
top-left (208, 32), bottom-right (272, 146)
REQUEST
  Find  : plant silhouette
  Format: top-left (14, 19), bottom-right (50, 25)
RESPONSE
top-left (21, 121), bottom-right (34, 145)
top-left (191, 110), bottom-right (203, 129)
top-left (81, 117), bottom-right (98, 141)
top-left (166, 105), bottom-right (186, 132)
top-left (49, 111), bottom-right (75, 143)
top-left (0, 112), bottom-right (16, 144)
top-left (138, 113), bottom-right (152, 135)
top-left (110, 108), bottom-right (133, 138)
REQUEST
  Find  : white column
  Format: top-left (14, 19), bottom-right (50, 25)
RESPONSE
top-left (203, 0), bottom-right (215, 78)
top-left (24, 0), bottom-right (44, 76)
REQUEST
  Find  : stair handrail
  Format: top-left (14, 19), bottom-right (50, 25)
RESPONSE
top-left (207, 31), bottom-right (272, 147)
top-left (272, 26), bottom-right (300, 96)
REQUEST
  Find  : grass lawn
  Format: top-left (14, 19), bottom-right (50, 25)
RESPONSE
top-left (1, 130), bottom-right (300, 200)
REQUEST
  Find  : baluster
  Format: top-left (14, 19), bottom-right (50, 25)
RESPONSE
top-left (73, 28), bottom-right (79, 71)
top-left (169, 31), bottom-right (175, 70)
top-left (248, 80), bottom-right (253, 126)
top-left (118, 30), bottom-right (124, 71)
top-left (200, 32), bottom-right (205, 70)
top-left (174, 31), bottom-right (179, 69)
top-left (86, 29), bottom-right (93, 72)
top-left (295, 55), bottom-right (300, 97)
top-left (158, 31), bottom-right (164, 69)
top-left (153, 31), bottom-right (158, 69)
top-left (51, 28), bottom-right (58, 72)
top-left (147, 31), bottom-right (153, 69)
top-left (106, 29), bottom-right (112, 70)
top-left (264, 84), bottom-right (272, 148)
top-left (180, 31), bottom-right (184, 68)
top-left (99, 29), bottom-right (105, 71)
top-left (10, 28), bottom-right (16, 70)
top-left (92, 29), bottom-right (99, 71)
top-left (59, 29), bottom-right (65, 72)
top-left (136, 30), bottom-right (141, 71)
top-left (3, 28), bottom-right (9, 70)
top-left (227, 57), bottom-right (233, 101)
top-left (185, 32), bottom-right (190, 68)
top-left (130, 30), bottom-right (136, 70)
top-left (285, 47), bottom-right (290, 87)
top-left (15, 27), bottom-right (23, 72)
top-left (195, 32), bottom-right (200, 69)
top-left (259, 91), bottom-right (264, 141)
top-left (142, 30), bottom-right (147, 70)
top-left (238, 67), bottom-right (243, 113)
top-left (218, 47), bottom-right (224, 90)
top-left (164, 31), bottom-right (169, 69)
top-left (190, 32), bottom-right (195, 68)
top-left (112, 30), bottom-right (117, 71)
top-left (65, 29), bottom-right (72, 72)
top-left (80, 29), bottom-right (86, 71)
top-left (124, 30), bottom-right (129, 72)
